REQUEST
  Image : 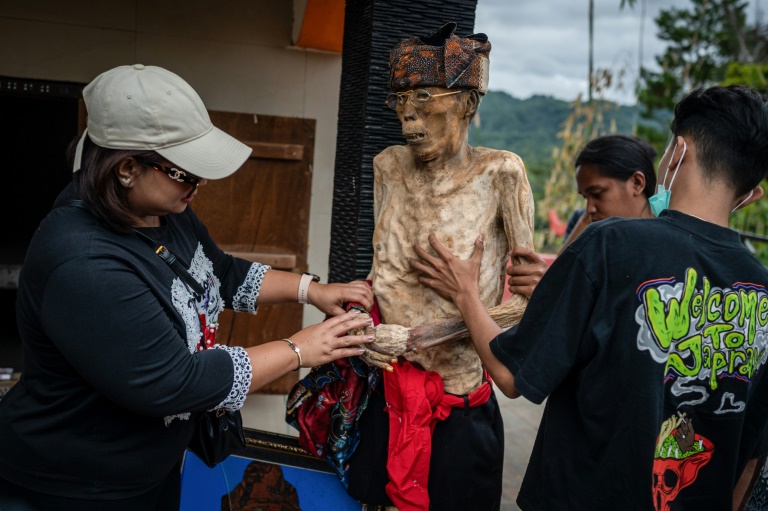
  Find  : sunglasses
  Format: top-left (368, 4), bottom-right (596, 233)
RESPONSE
top-left (143, 160), bottom-right (202, 189)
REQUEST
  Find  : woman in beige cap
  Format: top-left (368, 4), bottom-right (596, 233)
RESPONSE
top-left (0, 64), bottom-right (373, 510)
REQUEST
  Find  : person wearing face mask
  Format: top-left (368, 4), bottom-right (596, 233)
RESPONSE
top-left (507, 134), bottom-right (657, 299)
top-left (410, 85), bottom-right (768, 510)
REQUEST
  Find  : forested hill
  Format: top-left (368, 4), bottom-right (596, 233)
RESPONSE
top-left (469, 90), bottom-right (641, 172)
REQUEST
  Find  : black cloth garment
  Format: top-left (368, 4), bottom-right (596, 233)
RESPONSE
top-left (0, 184), bottom-right (263, 501)
top-left (491, 210), bottom-right (768, 510)
top-left (346, 384), bottom-right (504, 510)
top-left (0, 461), bottom-right (181, 511)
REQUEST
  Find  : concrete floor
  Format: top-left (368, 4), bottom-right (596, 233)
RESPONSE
top-left (495, 390), bottom-right (545, 511)
top-left (241, 384), bottom-right (545, 511)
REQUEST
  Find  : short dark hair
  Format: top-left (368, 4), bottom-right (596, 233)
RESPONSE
top-left (670, 85), bottom-right (768, 196)
top-left (67, 134), bottom-right (158, 233)
top-left (574, 134), bottom-right (657, 198)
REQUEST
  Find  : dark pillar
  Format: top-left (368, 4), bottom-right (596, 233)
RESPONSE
top-left (328, 0), bottom-right (479, 283)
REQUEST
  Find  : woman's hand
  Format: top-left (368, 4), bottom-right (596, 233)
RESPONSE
top-left (409, 233), bottom-right (484, 305)
top-left (307, 280), bottom-right (374, 316)
top-left (290, 309), bottom-right (374, 368)
top-left (506, 247), bottom-right (548, 299)
top-left (246, 309), bottom-right (373, 391)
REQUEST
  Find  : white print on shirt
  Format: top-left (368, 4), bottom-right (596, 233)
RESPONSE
top-left (635, 267), bottom-right (768, 412)
top-left (164, 243), bottom-right (224, 426)
top-left (169, 243), bottom-right (224, 353)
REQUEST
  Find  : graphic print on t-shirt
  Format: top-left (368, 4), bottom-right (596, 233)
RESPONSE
top-left (170, 243), bottom-right (224, 354)
top-left (634, 267), bottom-right (768, 509)
top-left (165, 243), bottom-right (223, 426)
top-left (651, 411), bottom-right (713, 511)
top-left (635, 267), bottom-right (768, 404)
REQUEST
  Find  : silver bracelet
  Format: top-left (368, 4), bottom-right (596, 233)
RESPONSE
top-left (280, 338), bottom-right (302, 371)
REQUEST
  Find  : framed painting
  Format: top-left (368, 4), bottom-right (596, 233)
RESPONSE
top-left (181, 429), bottom-right (379, 511)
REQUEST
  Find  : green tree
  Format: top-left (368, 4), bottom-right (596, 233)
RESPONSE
top-left (723, 62), bottom-right (768, 93)
top-left (639, 0), bottom-right (751, 113)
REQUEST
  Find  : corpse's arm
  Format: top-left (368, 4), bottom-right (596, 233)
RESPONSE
top-left (365, 279), bottom-right (525, 380)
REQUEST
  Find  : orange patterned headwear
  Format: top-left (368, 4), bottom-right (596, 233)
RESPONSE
top-left (389, 22), bottom-right (491, 94)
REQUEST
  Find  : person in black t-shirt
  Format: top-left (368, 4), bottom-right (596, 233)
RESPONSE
top-left (410, 85), bottom-right (768, 510)
top-left (0, 65), bottom-right (374, 511)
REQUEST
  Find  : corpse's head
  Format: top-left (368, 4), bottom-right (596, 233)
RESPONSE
top-left (387, 23), bottom-right (489, 164)
top-left (387, 86), bottom-right (479, 163)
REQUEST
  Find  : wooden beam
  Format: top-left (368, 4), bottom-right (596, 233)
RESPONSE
top-left (221, 244), bottom-right (297, 270)
top-left (243, 141), bottom-right (304, 161)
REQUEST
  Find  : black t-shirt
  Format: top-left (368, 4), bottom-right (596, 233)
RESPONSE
top-left (0, 185), bottom-right (264, 499)
top-left (491, 210), bottom-right (768, 510)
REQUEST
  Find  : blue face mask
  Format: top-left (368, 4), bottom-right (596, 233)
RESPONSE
top-left (649, 141), bottom-right (686, 217)
top-left (648, 188), bottom-right (670, 217)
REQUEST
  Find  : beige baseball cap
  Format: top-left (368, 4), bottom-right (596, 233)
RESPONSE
top-left (73, 64), bottom-right (252, 180)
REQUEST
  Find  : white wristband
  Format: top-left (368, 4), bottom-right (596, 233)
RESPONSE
top-left (298, 272), bottom-right (319, 304)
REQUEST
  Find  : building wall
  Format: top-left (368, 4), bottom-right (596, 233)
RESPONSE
top-left (0, 0), bottom-right (341, 330)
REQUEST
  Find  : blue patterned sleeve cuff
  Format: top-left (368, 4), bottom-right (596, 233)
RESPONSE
top-left (232, 263), bottom-right (271, 314)
top-left (213, 345), bottom-right (252, 411)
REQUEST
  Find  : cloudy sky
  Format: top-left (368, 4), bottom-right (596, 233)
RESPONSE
top-left (474, 0), bottom-right (765, 105)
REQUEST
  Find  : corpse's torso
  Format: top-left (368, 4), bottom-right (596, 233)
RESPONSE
top-left (370, 145), bottom-right (534, 394)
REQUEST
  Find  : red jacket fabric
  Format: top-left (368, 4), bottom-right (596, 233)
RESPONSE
top-left (383, 360), bottom-right (492, 511)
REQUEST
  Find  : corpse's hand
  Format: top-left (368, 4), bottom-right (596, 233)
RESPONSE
top-left (506, 247), bottom-right (548, 299)
top-left (347, 313), bottom-right (407, 372)
top-left (307, 280), bottom-right (374, 316)
top-left (409, 233), bottom-right (484, 303)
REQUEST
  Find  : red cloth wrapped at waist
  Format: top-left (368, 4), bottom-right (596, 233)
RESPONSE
top-left (290, 281), bottom-right (492, 510)
top-left (384, 359), bottom-right (492, 511)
